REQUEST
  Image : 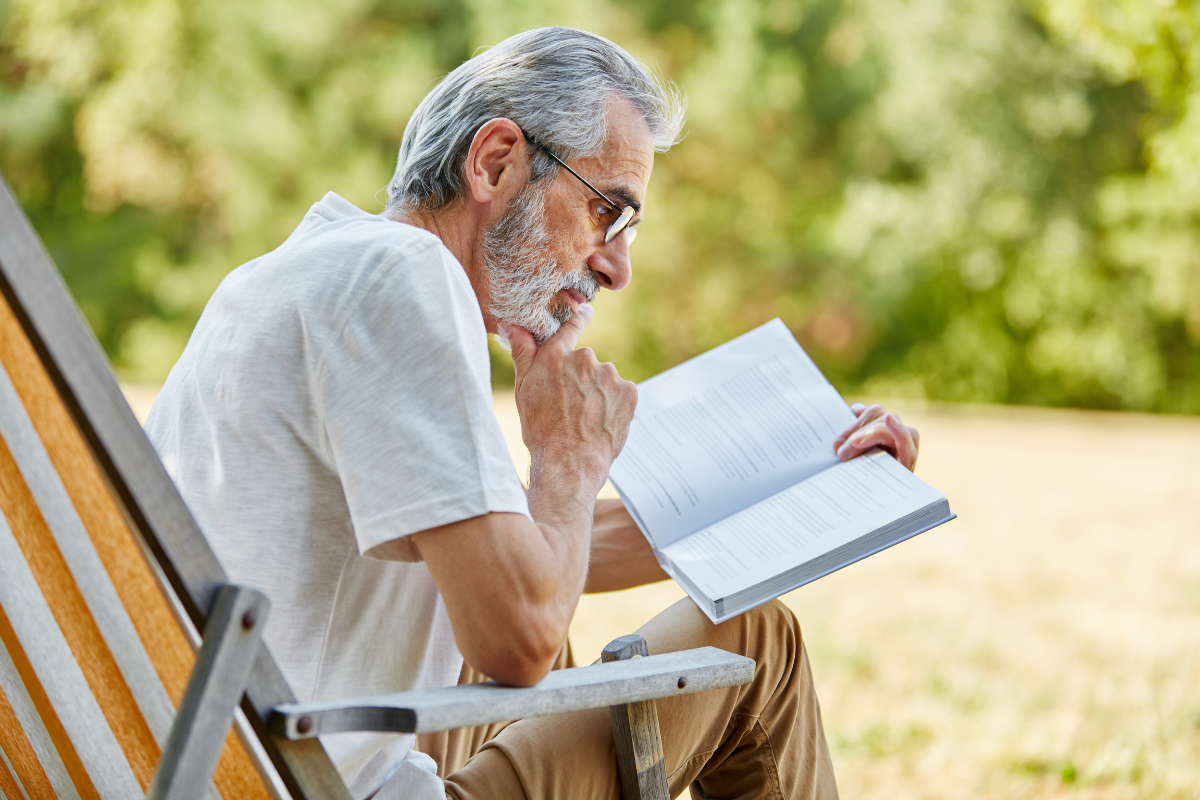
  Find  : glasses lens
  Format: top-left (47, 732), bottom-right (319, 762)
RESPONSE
top-left (605, 205), bottom-right (636, 244)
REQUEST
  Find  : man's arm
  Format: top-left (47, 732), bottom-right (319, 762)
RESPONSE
top-left (584, 498), bottom-right (667, 593)
top-left (412, 304), bottom-right (636, 686)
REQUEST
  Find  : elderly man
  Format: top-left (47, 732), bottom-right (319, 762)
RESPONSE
top-left (147, 26), bottom-right (919, 800)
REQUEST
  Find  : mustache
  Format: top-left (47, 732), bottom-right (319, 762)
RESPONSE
top-left (561, 270), bottom-right (599, 304)
top-left (547, 271), bottom-right (599, 329)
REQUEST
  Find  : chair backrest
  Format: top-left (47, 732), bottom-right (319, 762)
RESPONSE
top-left (0, 287), bottom-right (271, 800)
top-left (0, 173), bottom-right (351, 800)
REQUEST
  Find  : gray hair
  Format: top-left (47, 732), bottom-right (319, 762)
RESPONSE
top-left (385, 27), bottom-right (686, 213)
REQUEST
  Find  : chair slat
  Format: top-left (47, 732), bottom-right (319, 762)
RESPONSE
top-left (0, 291), bottom-right (274, 800)
top-left (0, 431), bottom-right (160, 791)
top-left (0, 601), bottom-right (95, 799)
top-left (0, 674), bottom-right (62, 800)
top-left (0, 516), bottom-right (139, 799)
top-left (0, 743), bottom-right (29, 800)
top-left (0, 361), bottom-right (178, 751)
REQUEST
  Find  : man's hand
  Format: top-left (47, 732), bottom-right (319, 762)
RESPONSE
top-left (413, 306), bottom-right (638, 687)
top-left (832, 402), bottom-right (920, 471)
top-left (502, 304), bottom-right (638, 487)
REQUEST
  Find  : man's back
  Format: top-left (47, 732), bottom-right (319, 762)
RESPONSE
top-left (145, 192), bottom-right (530, 784)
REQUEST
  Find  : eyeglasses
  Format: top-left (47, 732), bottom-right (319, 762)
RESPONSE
top-left (522, 133), bottom-right (638, 245)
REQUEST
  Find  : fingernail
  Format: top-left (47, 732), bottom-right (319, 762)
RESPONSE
top-left (496, 322), bottom-right (512, 337)
top-left (576, 303), bottom-right (594, 320)
top-left (850, 432), bottom-right (869, 446)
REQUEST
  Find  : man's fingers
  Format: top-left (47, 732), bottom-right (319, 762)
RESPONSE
top-left (885, 413), bottom-right (919, 471)
top-left (545, 303), bottom-right (594, 352)
top-left (503, 323), bottom-right (538, 385)
top-left (833, 403), bottom-right (885, 449)
top-left (836, 424), bottom-right (886, 461)
top-left (836, 413), bottom-right (919, 471)
top-left (504, 302), bottom-right (593, 387)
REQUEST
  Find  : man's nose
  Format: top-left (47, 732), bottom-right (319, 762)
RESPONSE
top-left (588, 236), bottom-right (633, 291)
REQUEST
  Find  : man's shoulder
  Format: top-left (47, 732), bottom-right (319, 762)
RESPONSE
top-left (216, 193), bottom-right (470, 327)
top-left (282, 196), bottom-right (487, 371)
top-left (292, 194), bottom-right (459, 287)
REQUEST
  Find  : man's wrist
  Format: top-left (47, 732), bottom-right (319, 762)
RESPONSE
top-left (528, 446), bottom-right (611, 495)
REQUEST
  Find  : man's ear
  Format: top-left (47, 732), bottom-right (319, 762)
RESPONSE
top-left (464, 118), bottom-right (527, 206)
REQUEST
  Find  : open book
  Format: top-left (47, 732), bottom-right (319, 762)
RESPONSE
top-left (609, 319), bottom-right (956, 623)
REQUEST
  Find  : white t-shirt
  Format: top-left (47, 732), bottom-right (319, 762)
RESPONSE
top-left (145, 193), bottom-right (531, 797)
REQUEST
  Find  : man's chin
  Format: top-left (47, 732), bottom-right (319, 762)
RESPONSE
top-left (530, 321), bottom-right (561, 346)
top-left (490, 286), bottom-right (594, 347)
top-left (549, 300), bottom-right (575, 326)
top-left (489, 311), bottom-right (561, 348)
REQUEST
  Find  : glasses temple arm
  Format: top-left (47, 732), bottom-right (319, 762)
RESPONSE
top-left (524, 136), bottom-right (623, 209)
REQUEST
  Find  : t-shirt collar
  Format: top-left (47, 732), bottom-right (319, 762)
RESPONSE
top-left (316, 191), bottom-right (370, 220)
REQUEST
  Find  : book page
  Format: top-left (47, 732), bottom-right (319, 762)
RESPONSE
top-left (659, 451), bottom-right (945, 600)
top-left (609, 319), bottom-right (857, 548)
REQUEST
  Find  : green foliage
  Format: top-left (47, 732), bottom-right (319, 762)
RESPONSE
top-left (1, 0), bottom-right (1198, 411)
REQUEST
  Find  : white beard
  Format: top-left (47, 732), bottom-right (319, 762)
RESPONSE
top-left (483, 180), bottom-right (598, 345)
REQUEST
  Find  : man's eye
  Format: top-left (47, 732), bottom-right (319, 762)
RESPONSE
top-left (597, 204), bottom-right (612, 217)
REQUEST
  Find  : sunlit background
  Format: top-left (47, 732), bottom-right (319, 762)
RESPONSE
top-left (3, 0), bottom-right (1199, 797)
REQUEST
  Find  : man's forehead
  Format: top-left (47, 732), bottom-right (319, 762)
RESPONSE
top-left (579, 102), bottom-right (655, 205)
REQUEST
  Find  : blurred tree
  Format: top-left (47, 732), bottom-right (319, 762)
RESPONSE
top-left (1, 0), bottom-right (475, 375)
top-left (0, 0), bottom-right (1196, 412)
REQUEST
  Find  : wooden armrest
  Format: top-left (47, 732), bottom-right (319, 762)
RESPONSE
top-left (268, 646), bottom-right (753, 739)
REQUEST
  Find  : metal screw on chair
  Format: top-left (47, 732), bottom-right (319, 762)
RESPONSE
top-left (296, 716), bottom-right (313, 735)
top-left (241, 608), bottom-right (257, 630)
top-left (678, 677), bottom-right (687, 689)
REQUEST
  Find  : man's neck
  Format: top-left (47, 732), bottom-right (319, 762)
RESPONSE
top-left (388, 203), bottom-right (495, 332)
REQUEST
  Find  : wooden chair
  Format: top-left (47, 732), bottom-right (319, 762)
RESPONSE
top-left (0, 171), bottom-right (754, 800)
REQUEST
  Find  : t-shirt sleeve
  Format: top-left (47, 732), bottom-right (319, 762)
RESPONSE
top-left (316, 241), bottom-right (531, 561)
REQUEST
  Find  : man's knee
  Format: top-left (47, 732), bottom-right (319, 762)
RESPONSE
top-left (637, 597), bottom-right (803, 666)
top-left (718, 598), bottom-right (804, 670)
top-left (737, 598), bottom-right (802, 641)
top-left (636, 599), bottom-right (833, 797)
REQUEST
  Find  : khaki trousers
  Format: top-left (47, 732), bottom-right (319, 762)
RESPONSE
top-left (418, 597), bottom-right (839, 799)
